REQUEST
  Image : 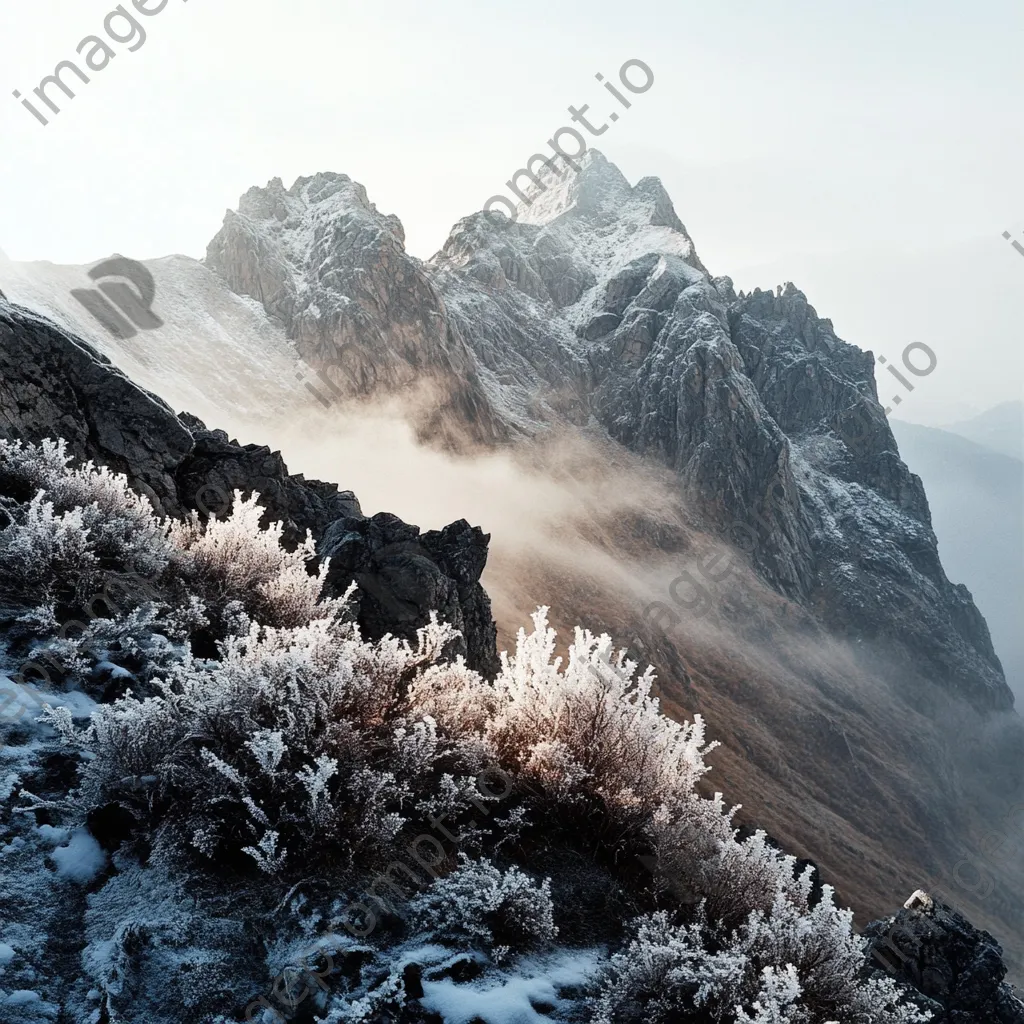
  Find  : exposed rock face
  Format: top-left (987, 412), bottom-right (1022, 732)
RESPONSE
top-left (318, 512), bottom-right (499, 678)
top-left (0, 302), bottom-right (193, 513)
top-left (427, 152), bottom-right (1009, 712)
top-left (205, 173), bottom-right (507, 446)
top-left (865, 895), bottom-right (1024, 1022)
top-left (0, 297), bottom-right (498, 674)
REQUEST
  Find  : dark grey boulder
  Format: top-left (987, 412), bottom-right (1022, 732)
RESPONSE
top-left (865, 892), bottom-right (1024, 1022)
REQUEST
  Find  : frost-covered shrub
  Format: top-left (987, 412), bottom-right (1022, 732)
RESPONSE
top-left (592, 910), bottom-right (745, 1023)
top-left (0, 439), bottom-right (351, 693)
top-left (0, 494), bottom-right (97, 607)
top-left (483, 608), bottom-right (723, 850)
top-left (43, 614), bottom-right (489, 874)
top-left (166, 493), bottom-right (339, 631)
top-left (408, 659), bottom-right (497, 736)
top-left (31, 601), bottom-right (193, 697)
top-left (409, 854), bottom-right (557, 954)
top-left (593, 898), bottom-right (930, 1024)
top-left (0, 439), bottom-right (169, 611)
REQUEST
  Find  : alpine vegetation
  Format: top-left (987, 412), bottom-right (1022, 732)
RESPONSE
top-left (0, 437), bottom-right (930, 1022)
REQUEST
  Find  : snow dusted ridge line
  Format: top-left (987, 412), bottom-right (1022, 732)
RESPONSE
top-left (11, 0), bottom-right (192, 128)
top-left (61, 249), bottom-right (349, 411)
top-left (482, 58), bottom-right (655, 224)
top-left (0, 468), bottom-right (231, 724)
top-left (243, 766), bottom-right (518, 1022)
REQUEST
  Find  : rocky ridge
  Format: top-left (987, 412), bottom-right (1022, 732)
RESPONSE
top-left (0, 298), bottom-right (498, 674)
top-left (203, 152), bottom-right (1009, 714)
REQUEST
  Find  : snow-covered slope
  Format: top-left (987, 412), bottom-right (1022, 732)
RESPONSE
top-left (0, 250), bottom-right (310, 436)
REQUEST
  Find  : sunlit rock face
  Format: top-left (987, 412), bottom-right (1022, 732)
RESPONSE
top-left (205, 172), bottom-right (508, 447)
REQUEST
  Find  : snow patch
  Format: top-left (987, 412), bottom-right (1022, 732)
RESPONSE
top-left (419, 948), bottom-right (604, 1023)
top-left (36, 825), bottom-right (69, 847)
top-left (50, 829), bottom-right (107, 884)
top-left (4, 989), bottom-right (41, 1005)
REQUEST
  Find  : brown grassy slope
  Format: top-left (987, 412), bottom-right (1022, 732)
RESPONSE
top-left (485, 508), bottom-right (1024, 981)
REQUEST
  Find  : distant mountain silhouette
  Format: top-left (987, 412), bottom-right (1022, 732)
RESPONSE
top-left (943, 400), bottom-right (1023, 461)
top-left (891, 417), bottom-right (1023, 701)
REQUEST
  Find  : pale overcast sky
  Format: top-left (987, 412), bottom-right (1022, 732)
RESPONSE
top-left (1, 0), bottom-right (1022, 425)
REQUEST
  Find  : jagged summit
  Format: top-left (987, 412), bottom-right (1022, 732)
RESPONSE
top-left (511, 150), bottom-right (682, 231)
top-left (205, 169), bottom-right (505, 445)
top-left (513, 149), bottom-right (633, 223)
top-left (231, 171), bottom-right (407, 262)
top-left (492, 150), bottom-right (707, 285)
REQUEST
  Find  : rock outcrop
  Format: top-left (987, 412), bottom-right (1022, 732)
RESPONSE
top-left (205, 173), bottom-right (507, 447)
top-left (0, 297), bottom-right (498, 674)
top-left (0, 302), bottom-right (193, 513)
top-left (866, 892), bottom-right (1024, 1022)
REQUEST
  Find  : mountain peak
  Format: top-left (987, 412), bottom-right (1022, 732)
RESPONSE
top-left (514, 149), bottom-right (629, 224)
top-left (230, 171), bottom-right (404, 255)
top-left (505, 150), bottom-right (707, 278)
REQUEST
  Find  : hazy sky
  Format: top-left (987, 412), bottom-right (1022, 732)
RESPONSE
top-left (1, 0), bottom-right (1022, 425)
